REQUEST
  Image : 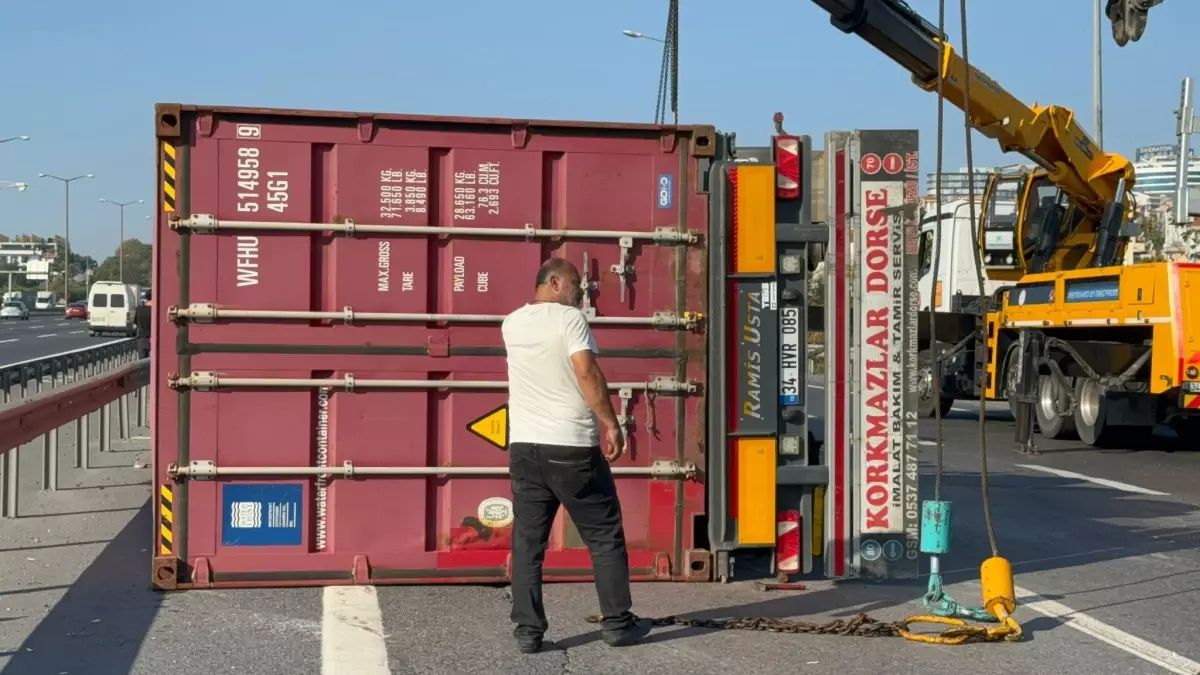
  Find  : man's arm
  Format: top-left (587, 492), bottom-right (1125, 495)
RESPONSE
top-left (563, 310), bottom-right (618, 429)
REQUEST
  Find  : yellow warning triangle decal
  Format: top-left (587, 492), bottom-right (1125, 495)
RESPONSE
top-left (466, 404), bottom-right (509, 450)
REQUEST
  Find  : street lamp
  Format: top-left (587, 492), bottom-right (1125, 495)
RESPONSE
top-left (0, 136), bottom-right (30, 145)
top-left (38, 172), bottom-right (95, 302)
top-left (0, 181), bottom-right (27, 192)
top-left (99, 198), bottom-right (144, 283)
top-left (622, 29), bottom-right (664, 43)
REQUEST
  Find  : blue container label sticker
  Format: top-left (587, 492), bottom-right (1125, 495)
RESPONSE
top-left (657, 174), bottom-right (673, 209)
top-left (221, 483), bottom-right (303, 547)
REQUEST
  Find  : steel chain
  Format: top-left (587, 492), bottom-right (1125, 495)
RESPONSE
top-left (585, 612), bottom-right (900, 638)
top-left (584, 612), bottom-right (1019, 645)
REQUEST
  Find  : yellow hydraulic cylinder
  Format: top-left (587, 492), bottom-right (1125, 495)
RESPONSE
top-left (980, 556), bottom-right (1016, 619)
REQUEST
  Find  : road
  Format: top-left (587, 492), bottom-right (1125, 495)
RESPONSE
top-left (0, 313), bottom-right (111, 365)
top-left (0, 387), bottom-right (1199, 674)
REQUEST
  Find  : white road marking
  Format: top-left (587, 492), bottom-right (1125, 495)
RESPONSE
top-left (1016, 586), bottom-right (1200, 674)
top-left (0, 338), bottom-right (16, 344)
top-left (1015, 464), bottom-right (1169, 496)
top-left (36, 333), bottom-right (58, 338)
top-left (919, 440), bottom-right (936, 447)
top-left (56, 322), bottom-right (69, 326)
top-left (70, 330), bottom-right (84, 334)
top-left (322, 586), bottom-right (391, 675)
top-left (29, 325), bottom-right (44, 329)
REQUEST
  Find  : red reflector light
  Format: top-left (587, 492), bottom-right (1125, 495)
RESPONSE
top-left (776, 509), bottom-right (801, 573)
top-left (775, 135), bottom-right (801, 200)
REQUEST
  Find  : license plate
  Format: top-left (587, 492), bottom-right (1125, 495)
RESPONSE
top-left (780, 306), bottom-right (800, 405)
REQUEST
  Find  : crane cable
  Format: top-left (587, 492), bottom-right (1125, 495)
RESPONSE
top-left (653, 0), bottom-right (680, 125)
top-left (904, 0), bottom-right (1022, 642)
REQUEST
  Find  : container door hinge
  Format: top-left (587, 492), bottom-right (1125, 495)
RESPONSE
top-left (170, 214), bottom-right (216, 233)
top-left (616, 388), bottom-right (634, 451)
top-left (651, 460), bottom-right (699, 481)
top-left (169, 371), bottom-right (218, 391)
top-left (610, 236), bottom-right (635, 303)
top-left (169, 303), bottom-right (216, 323)
top-left (580, 252), bottom-right (599, 320)
top-left (653, 311), bottom-right (704, 330)
top-left (646, 376), bottom-right (700, 394)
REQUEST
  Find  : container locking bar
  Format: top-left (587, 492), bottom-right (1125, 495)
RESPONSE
top-left (170, 214), bottom-right (699, 245)
top-left (169, 459), bottom-right (699, 481)
top-left (168, 304), bottom-right (703, 331)
top-left (167, 372), bottom-right (700, 395)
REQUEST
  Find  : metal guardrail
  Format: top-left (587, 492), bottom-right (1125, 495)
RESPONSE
top-left (1, 339), bottom-right (139, 391)
top-left (0, 340), bottom-right (149, 519)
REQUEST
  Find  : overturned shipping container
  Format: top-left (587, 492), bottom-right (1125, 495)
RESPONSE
top-left (150, 104), bottom-right (715, 588)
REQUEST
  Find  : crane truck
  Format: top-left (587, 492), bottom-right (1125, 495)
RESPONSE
top-left (809, 0), bottom-right (1199, 449)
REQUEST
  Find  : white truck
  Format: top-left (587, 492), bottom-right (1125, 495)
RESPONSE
top-left (34, 291), bottom-right (57, 310)
top-left (916, 199), bottom-right (1007, 312)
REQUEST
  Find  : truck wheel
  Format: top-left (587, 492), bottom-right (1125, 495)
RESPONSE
top-left (1170, 419), bottom-right (1200, 451)
top-left (1003, 343), bottom-right (1023, 420)
top-left (1073, 378), bottom-right (1152, 448)
top-left (1034, 373), bottom-right (1077, 440)
top-left (917, 345), bottom-right (955, 418)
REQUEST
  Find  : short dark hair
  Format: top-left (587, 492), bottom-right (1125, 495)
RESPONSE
top-left (535, 257), bottom-right (573, 287)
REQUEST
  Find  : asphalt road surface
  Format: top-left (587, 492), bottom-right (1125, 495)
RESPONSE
top-left (0, 313), bottom-right (115, 365)
top-left (1, 386), bottom-right (1199, 674)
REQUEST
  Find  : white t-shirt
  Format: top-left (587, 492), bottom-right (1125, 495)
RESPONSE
top-left (502, 302), bottom-right (599, 447)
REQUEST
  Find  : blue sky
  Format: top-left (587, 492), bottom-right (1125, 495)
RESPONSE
top-left (0, 0), bottom-right (1194, 260)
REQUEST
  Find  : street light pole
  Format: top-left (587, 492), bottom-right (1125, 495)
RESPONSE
top-left (622, 29), bottom-right (664, 43)
top-left (38, 173), bottom-right (95, 302)
top-left (0, 136), bottom-right (30, 145)
top-left (99, 198), bottom-right (144, 283)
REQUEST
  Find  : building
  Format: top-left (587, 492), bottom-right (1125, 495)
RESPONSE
top-left (1131, 144), bottom-right (1200, 206)
top-left (924, 166), bottom-right (1032, 203)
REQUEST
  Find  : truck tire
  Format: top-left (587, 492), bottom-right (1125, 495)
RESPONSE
top-left (1073, 378), bottom-right (1152, 448)
top-left (917, 345), bottom-right (955, 418)
top-left (1034, 373), bottom-right (1077, 440)
top-left (1003, 342), bottom-right (1022, 420)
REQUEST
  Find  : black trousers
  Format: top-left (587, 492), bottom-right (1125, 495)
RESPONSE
top-left (508, 442), bottom-right (634, 638)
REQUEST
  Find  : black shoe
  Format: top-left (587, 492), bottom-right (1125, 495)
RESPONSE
top-left (601, 619), bottom-right (650, 647)
top-left (517, 636), bottom-right (543, 654)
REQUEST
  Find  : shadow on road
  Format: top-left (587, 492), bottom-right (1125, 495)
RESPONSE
top-left (628, 469), bottom-right (1200, 645)
top-left (0, 499), bottom-right (162, 675)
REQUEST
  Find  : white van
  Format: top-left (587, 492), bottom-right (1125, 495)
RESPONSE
top-left (87, 281), bottom-right (138, 337)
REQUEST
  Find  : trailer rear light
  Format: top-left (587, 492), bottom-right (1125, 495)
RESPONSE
top-left (775, 134), bottom-right (801, 200)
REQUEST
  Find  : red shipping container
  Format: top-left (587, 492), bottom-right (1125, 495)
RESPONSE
top-left (150, 104), bottom-right (716, 589)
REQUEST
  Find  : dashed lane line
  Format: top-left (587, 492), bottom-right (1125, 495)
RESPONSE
top-left (1015, 464), bottom-right (1170, 496)
top-left (322, 586), bottom-right (391, 675)
top-left (1015, 586), bottom-right (1200, 674)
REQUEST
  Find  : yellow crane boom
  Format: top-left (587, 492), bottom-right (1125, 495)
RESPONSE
top-left (809, 0), bottom-right (1137, 279)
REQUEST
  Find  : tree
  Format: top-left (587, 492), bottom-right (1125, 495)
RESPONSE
top-left (1136, 211), bottom-right (1169, 262)
top-left (90, 239), bottom-right (153, 287)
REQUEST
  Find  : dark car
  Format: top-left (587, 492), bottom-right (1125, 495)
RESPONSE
top-left (65, 302), bottom-right (87, 319)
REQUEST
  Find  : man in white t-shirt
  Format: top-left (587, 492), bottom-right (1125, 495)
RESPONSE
top-left (501, 257), bottom-right (649, 654)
